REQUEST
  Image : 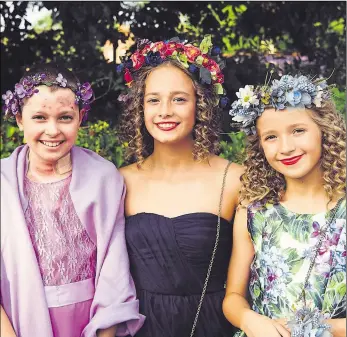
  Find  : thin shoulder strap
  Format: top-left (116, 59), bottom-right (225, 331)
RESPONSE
top-left (189, 161), bottom-right (232, 337)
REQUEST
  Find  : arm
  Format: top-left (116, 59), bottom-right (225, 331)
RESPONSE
top-left (222, 205), bottom-right (255, 327)
top-left (97, 326), bottom-right (117, 337)
top-left (326, 318), bottom-right (346, 337)
top-left (222, 206), bottom-right (290, 337)
top-left (1, 305), bottom-right (17, 337)
top-left (81, 171), bottom-right (144, 337)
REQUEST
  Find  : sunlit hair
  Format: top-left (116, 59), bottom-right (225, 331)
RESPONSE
top-left (240, 100), bottom-right (346, 206)
top-left (118, 59), bottom-right (222, 166)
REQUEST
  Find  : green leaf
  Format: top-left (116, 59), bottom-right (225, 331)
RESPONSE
top-left (6, 126), bottom-right (17, 138)
top-left (199, 35), bottom-right (212, 54)
top-left (214, 83), bottom-right (224, 95)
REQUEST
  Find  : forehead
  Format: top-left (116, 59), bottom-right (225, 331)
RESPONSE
top-left (145, 65), bottom-right (195, 93)
top-left (257, 107), bottom-right (316, 130)
top-left (24, 85), bottom-right (77, 108)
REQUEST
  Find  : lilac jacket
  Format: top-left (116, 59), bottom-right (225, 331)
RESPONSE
top-left (1, 145), bottom-right (145, 337)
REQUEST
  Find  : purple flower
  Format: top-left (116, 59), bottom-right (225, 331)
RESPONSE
top-left (22, 78), bottom-right (35, 91)
top-left (56, 73), bottom-right (67, 87)
top-left (78, 82), bottom-right (93, 101)
top-left (2, 90), bottom-right (14, 105)
top-left (10, 98), bottom-right (19, 115)
top-left (14, 84), bottom-right (26, 99)
top-left (118, 93), bottom-right (129, 102)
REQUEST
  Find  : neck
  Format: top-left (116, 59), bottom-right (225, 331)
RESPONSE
top-left (27, 150), bottom-right (72, 182)
top-left (284, 165), bottom-right (326, 202)
top-left (148, 138), bottom-right (196, 171)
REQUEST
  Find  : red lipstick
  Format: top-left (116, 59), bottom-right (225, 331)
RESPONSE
top-left (156, 122), bottom-right (179, 131)
top-left (280, 155), bottom-right (303, 166)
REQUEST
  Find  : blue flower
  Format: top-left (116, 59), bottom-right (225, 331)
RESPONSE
top-left (145, 51), bottom-right (162, 66)
top-left (116, 63), bottom-right (124, 73)
top-left (188, 64), bottom-right (198, 73)
top-left (219, 96), bottom-right (229, 108)
top-left (211, 46), bottom-right (221, 56)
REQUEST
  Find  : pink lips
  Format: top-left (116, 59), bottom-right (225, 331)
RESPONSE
top-left (280, 154), bottom-right (304, 166)
top-left (156, 122), bottom-right (179, 131)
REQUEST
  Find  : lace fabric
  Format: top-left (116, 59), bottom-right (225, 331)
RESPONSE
top-left (24, 175), bottom-right (96, 286)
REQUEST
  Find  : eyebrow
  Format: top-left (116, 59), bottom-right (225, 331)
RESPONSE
top-left (144, 91), bottom-right (191, 97)
top-left (30, 110), bottom-right (76, 115)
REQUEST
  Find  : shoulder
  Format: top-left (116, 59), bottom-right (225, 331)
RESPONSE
top-left (209, 155), bottom-right (244, 192)
top-left (71, 146), bottom-right (124, 189)
top-left (72, 146), bottom-right (119, 174)
top-left (119, 162), bottom-right (141, 183)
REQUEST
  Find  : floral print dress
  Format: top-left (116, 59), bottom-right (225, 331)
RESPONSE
top-left (235, 199), bottom-right (346, 336)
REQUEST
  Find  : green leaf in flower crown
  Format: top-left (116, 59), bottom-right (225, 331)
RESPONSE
top-left (195, 55), bottom-right (204, 65)
top-left (214, 83), bottom-right (224, 95)
top-left (199, 35), bottom-right (213, 54)
top-left (178, 53), bottom-right (189, 68)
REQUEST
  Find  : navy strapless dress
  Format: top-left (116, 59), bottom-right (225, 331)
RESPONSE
top-left (125, 212), bottom-right (236, 337)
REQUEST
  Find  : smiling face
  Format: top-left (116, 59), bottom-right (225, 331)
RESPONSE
top-left (143, 64), bottom-right (197, 145)
top-left (257, 107), bottom-right (323, 180)
top-left (16, 85), bottom-right (81, 164)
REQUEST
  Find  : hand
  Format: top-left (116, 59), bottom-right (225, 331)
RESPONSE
top-left (241, 310), bottom-right (290, 337)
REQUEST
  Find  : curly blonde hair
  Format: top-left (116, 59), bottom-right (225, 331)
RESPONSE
top-left (240, 100), bottom-right (346, 205)
top-left (118, 59), bottom-right (222, 166)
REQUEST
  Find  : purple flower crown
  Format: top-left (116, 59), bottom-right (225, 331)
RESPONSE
top-left (2, 72), bottom-right (94, 120)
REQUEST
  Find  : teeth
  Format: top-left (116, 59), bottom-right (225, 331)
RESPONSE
top-left (41, 141), bottom-right (62, 147)
top-left (158, 123), bottom-right (177, 128)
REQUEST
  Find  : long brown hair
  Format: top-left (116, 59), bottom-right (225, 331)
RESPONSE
top-left (118, 59), bottom-right (222, 166)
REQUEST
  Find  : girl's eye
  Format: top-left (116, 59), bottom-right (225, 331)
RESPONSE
top-left (60, 115), bottom-right (73, 121)
top-left (147, 98), bottom-right (159, 103)
top-left (293, 128), bottom-right (306, 134)
top-left (264, 135), bottom-right (277, 141)
top-left (32, 115), bottom-right (45, 120)
top-left (173, 97), bottom-right (186, 103)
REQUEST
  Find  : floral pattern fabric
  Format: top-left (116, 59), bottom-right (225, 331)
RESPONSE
top-left (24, 175), bottom-right (97, 286)
top-left (235, 199), bottom-right (346, 336)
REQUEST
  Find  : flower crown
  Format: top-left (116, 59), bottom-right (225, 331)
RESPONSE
top-left (2, 72), bottom-right (94, 120)
top-left (229, 74), bottom-right (332, 135)
top-left (117, 35), bottom-right (229, 108)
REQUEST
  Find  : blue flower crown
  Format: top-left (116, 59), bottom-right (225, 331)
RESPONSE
top-left (229, 74), bottom-right (333, 135)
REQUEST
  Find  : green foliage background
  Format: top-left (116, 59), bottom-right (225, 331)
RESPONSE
top-left (1, 1), bottom-right (346, 167)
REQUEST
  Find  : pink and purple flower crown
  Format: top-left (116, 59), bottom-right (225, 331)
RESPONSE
top-left (229, 74), bottom-right (332, 135)
top-left (2, 73), bottom-right (94, 120)
top-left (117, 35), bottom-right (229, 108)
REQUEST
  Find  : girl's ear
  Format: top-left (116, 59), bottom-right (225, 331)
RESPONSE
top-left (79, 109), bottom-right (86, 125)
top-left (15, 114), bottom-right (24, 131)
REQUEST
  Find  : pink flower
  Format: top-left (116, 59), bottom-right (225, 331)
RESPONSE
top-left (184, 45), bottom-right (201, 62)
top-left (124, 68), bottom-right (133, 85)
top-left (131, 51), bottom-right (145, 70)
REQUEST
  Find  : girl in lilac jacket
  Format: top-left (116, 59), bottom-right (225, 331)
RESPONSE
top-left (0, 63), bottom-right (144, 337)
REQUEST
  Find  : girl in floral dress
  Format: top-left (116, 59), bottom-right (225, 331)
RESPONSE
top-left (223, 74), bottom-right (346, 337)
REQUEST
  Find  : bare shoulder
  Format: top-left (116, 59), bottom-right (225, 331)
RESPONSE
top-left (118, 162), bottom-right (141, 185)
top-left (209, 155), bottom-right (244, 186)
top-left (209, 155), bottom-right (245, 207)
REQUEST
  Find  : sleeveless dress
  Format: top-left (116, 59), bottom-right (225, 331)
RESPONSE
top-left (24, 175), bottom-right (97, 337)
top-left (125, 212), bottom-right (236, 337)
top-left (235, 199), bottom-right (346, 336)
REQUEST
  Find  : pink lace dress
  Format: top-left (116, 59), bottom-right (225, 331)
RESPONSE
top-left (24, 175), bottom-right (97, 337)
